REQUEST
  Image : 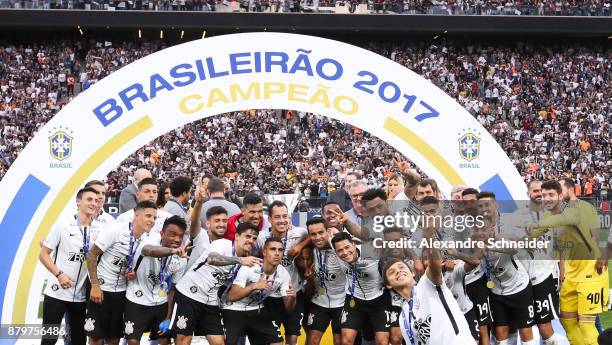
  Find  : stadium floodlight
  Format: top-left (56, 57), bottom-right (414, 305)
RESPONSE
top-left (181, 30), bottom-right (185, 39)
top-left (138, 29), bottom-right (142, 39)
top-left (202, 30), bottom-right (207, 38)
top-left (160, 30), bottom-right (164, 39)
top-left (78, 26), bottom-right (84, 35)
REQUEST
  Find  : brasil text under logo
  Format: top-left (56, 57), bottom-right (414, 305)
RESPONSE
top-left (48, 127), bottom-right (73, 161)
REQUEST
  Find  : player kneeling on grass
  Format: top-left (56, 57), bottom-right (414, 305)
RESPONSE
top-left (122, 215), bottom-right (190, 345)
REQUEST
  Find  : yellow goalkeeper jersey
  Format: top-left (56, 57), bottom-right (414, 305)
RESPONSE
top-left (533, 200), bottom-right (602, 283)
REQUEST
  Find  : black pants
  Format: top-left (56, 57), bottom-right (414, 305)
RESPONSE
top-left (41, 295), bottom-right (86, 345)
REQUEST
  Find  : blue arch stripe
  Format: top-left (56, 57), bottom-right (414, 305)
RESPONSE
top-left (0, 174), bottom-right (49, 334)
top-left (479, 174), bottom-right (518, 213)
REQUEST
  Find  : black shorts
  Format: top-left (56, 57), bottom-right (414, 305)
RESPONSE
top-left (123, 300), bottom-right (167, 340)
top-left (532, 275), bottom-right (560, 324)
top-left (263, 291), bottom-right (305, 336)
top-left (304, 303), bottom-right (343, 334)
top-left (222, 309), bottom-right (283, 345)
top-left (169, 290), bottom-right (224, 336)
top-left (491, 284), bottom-right (535, 329)
top-left (341, 291), bottom-right (391, 334)
top-left (85, 290), bottom-right (126, 339)
top-left (465, 275), bottom-right (492, 326)
top-left (464, 307), bottom-right (480, 341)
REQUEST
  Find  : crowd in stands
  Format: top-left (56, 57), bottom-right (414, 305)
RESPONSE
top-left (0, 37), bottom-right (610, 200)
top-left (0, 0), bottom-right (610, 15)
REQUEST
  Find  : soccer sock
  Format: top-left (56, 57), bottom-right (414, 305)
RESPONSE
top-left (578, 318), bottom-right (599, 345)
top-left (560, 318), bottom-right (585, 345)
top-left (521, 339), bottom-right (537, 345)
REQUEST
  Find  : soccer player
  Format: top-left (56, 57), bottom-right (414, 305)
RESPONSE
top-left (516, 180), bottom-right (564, 344)
top-left (470, 218), bottom-right (537, 345)
top-left (39, 187), bottom-right (100, 345)
top-left (304, 217), bottom-right (347, 345)
top-left (382, 220), bottom-right (474, 344)
top-left (225, 238), bottom-right (296, 345)
top-left (170, 223), bottom-right (261, 345)
top-left (86, 200), bottom-right (158, 345)
top-left (163, 176), bottom-right (193, 221)
top-left (526, 180), bottom-right (609, 345)
top-left (332, 232), bottom-right (390, 345)
top-left (225, 193), bottom-right (270, 241)
top-left (256, 200), bottom-right (309, 345)
top-left (187, 181), bottom-right (228, 269)
top-left (122, 216), bottom-right (190, 345)
top-left (117, 178), bottom-right (172, 233)
top-left (85, 180), bottom-right (116, 227)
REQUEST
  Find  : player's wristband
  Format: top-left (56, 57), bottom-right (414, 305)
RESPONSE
top-left (55, 271), bottom-right (63, 278)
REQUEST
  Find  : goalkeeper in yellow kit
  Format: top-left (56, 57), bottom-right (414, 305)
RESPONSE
top-left (526, 179), bottom-right (609, 345)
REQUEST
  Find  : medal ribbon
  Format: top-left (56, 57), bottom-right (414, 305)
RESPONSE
top-left (127, 222), bottom-right (141, 272)
top-left (401, 288), bottom-right (416, 345)
top-left (75, 215), bottom-right (89, 255)
top-left (159, 256), bottom-right (173, 292)
top-left (317, 248), bottom-right (328, 290)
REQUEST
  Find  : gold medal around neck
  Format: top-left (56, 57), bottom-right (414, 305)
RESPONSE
top-left (349, 298), bottom-right (356, 308)
top-left (319, 287), bottom-right (327, 295)
top-left (158, 289), bottom-right (167, 297)
top-left (486, 280), bottom-right (494, 289)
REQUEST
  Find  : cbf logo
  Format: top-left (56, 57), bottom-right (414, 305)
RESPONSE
top-left (458, 129), bottom-right (481, 168)
top-left (48, 126), bottom-right (73, 168)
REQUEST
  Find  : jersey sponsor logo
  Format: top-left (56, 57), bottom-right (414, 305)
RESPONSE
top-left (68, 249), bottom-right (86, 262)
top-left (344, 268), bottom-right (369, 279)
top-left (307, 312), bottom-right (314, 326)
top-left (317, 270), bottom-right (338, 281)
top-left (112, 256), bottom-right (127, 267)
top-left (99, 278), bottom-right (105, 285)
top-left (148, 272), bottom-right (160, 285)
top-left (190, 286), bottom-right (198, 294)
top-left (124, 321), bottom-right (134, 335)
top-left (51, 284), bottom-right (59, 291)
top-left (135, 290), bottom-right (143, 297)
top-left (84, 318), bottom-right (96, 332)
top-left (176, 316), bottom-right (188, 330)
top-left (414, 315), bottom-right (431, 344)
top-left (281, 256), bottom-right (292, 267)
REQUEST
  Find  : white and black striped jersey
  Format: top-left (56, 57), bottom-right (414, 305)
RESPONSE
top-left (126, 232), bottom-right (188, 306)
top-left (186, 230), bottom-right (211, 270)
top-left (311, 247), bottom-right (347, 309)
top-left (257, 226), bottom-right (308, 291)
top-left (444, 261), bottom-right (474, 314)
top-left (93, 222), bottom-right (151, 292)
top-left (223, 264), bottom-right (290, 312)
top-left (481, 249), bottom-right (530, 296)
top-left (514, 205), bottom-right (558, 285)
top-left (175, 239), bottom-right (240, 306)
top-left (399, 271), bottom-right (475, 345)
top-left (43, 216), bottom-right (102, 303)
top-left (339, 256), bottom-right (384, 301)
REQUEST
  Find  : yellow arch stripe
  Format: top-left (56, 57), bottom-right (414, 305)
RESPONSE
top-left (13, 116), bottom-right (154, 323)
top-left (383, 117), bottom-right (465, 187)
